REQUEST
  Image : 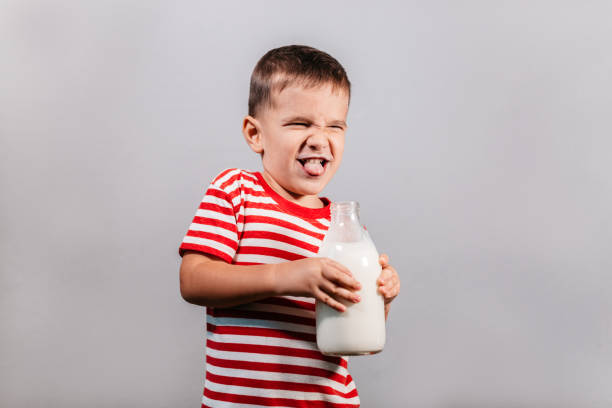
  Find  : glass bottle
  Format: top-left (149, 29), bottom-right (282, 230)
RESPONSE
top-left (316, 201), bottom-right (386, 356)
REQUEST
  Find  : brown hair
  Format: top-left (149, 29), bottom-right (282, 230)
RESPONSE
top-left (248, 45), bottom-right (351, 117)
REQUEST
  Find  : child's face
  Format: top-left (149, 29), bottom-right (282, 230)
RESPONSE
top-left (245, 83), bottom-right (349, 203)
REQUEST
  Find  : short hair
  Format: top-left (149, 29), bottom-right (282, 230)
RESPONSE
top-left (248, 45), bottom-right (351, 117)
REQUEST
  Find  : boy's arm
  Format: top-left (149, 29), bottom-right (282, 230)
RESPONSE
top-left (180, 251), bottom-right (277, 308)
top-left (180, 250), bottom-right (362, 311)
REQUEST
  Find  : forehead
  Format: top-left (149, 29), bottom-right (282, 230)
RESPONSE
top-left (268, 83), bottom-right (349, 118)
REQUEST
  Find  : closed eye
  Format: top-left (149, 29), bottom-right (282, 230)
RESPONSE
top-left (288, 122), bottom-right (309, 127)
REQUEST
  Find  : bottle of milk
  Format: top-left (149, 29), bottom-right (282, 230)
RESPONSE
top-left (316, 201), bottom-right (386, 356)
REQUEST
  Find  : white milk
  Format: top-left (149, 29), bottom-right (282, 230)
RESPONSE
top-left (316, 236), bottom-right (386, 356)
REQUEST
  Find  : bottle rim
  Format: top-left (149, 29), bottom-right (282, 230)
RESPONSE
top-left (330, 201), bottom-right (359, 214)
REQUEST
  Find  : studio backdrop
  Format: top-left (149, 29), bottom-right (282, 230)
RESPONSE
top-left (1, 1), bottom-right (611, 407)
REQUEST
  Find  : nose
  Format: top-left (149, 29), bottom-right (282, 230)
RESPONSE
top-left (305, 127), bottom-right (330, 152)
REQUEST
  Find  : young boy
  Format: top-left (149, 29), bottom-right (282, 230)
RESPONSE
top-left (179, 45), bottom-right (400, 408)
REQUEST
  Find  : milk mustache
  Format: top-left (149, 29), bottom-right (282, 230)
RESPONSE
top-left (316, 201), bottom-right (386, 356)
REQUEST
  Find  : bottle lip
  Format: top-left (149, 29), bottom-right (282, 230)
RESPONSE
top-left (331, 201), bottom-right (359, 214)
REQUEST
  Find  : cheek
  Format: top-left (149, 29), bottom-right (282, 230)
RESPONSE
top-left (263, 138), bottom-right (295, 166)
top-left (332, 139), bottom-right (345, 164)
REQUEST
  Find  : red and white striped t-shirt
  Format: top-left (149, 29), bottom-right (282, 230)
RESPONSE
top-left (179, 168), bottom-right (360, 408)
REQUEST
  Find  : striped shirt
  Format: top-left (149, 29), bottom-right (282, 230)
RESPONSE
top-left (180, 168), bottom-right (360, 408)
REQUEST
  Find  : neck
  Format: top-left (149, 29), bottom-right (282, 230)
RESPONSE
top-left (261, 171), bottom-right (324, 209)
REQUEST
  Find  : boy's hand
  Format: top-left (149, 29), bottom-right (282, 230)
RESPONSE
top-left (377, 254), bottom-right (400, 319)
top-left (275, 258), bottom-right (362, 313)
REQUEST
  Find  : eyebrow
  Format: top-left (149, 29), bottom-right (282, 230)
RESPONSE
top-left (282, 116), bottom-right (347, 128)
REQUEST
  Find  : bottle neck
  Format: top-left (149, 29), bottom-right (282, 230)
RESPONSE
top-left (328, 201), bottom-right (363, 242)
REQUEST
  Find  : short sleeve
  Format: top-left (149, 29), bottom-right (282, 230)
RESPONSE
top-left (179, 170), bottom-right (241, 263)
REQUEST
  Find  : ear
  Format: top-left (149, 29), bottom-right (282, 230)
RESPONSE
top-left (242, 115), bottom-right (264, 154)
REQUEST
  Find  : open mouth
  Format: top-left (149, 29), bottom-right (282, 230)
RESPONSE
top-left (297, 158), bottom-right (329, 176)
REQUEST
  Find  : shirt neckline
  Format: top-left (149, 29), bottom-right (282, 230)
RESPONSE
top-left (254, 172), bottom-right (331, 219)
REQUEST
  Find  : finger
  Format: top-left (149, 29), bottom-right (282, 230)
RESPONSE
top-left (379, 254), bottom-right (389, 268)
top-left (383, 281), bottom-right (400, 299)
top-left (378, 283), bottom-right (391, 298)
top-left (381, 276), bottom-right (400, 301)
top-left (321, 260), bottom-right (360, 288)
top-left (315, 287), bottom-right (346, 312)
top-left (321, 280), bottom-right (361, 303)
top-left (325, 258), bottom-right (353, 277)
top-left (379, 287), bottom-right (398, 302)
top-left (377, 268), bottom-right (394, 285)
top-left (386, 273), bottom-right (399, 291)
top-left (378, 268), bottom-right (399, 293)
top-left (324, 267), bottom-right (361, 290)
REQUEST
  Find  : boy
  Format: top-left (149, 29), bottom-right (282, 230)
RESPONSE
top-left (179, 45), bottom-right (400, 408)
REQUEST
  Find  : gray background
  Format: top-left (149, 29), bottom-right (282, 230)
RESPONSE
top-left (1, 1), bottom-right (611, 407)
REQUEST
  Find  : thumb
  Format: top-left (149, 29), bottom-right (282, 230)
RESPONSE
top-left (379, 253), bottom-right (389, 267)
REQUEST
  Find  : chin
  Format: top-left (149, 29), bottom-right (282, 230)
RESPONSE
top-left (293, 178), bottom-right (329, 196)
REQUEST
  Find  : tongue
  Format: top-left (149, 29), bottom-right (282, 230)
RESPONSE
top-left (303, 159), bottom-right (324, 176)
